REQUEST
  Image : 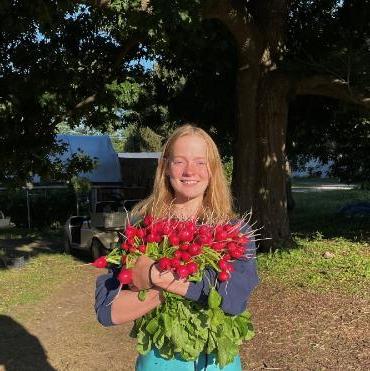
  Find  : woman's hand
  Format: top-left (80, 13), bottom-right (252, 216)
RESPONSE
top-left (131, 255), bottom-right (155, 290)
top-left (132, 255), bottom-right (190, 296)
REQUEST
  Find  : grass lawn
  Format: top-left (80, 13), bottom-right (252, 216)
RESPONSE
top-left (0, 188), bottom-right (369, 313)
top-left (291, 176), bottom-right (353, 187)
top-left (258, 188), bottom-right (370, 295)
top-left (0, 227), bottom-right (84, 314)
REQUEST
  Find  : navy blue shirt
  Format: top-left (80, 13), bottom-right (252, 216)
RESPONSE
top-left (95, 225), bottom-right (259, 326)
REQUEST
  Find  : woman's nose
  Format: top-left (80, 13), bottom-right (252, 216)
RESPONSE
top-left (182, 161), bottom-right (196, 175)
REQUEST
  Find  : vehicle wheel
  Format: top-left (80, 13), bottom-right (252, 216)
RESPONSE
top-left (64, 234), bottom-right (73, 254)
top-left (91, 239), bottom-right (108, 261)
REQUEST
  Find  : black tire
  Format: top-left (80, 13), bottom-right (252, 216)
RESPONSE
top-left (64, 234), bottom-right (73, 254)
top-left (91, 239), bottom-right (108, 261)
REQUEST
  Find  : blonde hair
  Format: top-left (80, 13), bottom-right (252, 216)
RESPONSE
top-left (131, 124), bottom-right (236, 223)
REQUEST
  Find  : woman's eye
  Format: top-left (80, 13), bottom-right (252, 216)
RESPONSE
top-left (196, 161), bottom-right (206, 166)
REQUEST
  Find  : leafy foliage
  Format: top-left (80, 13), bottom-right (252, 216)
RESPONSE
top-left (123, 124), bottom-right (163, 152)
top-left (0, 187), bottom-right (76, 228)
top-left (131, 290), bottom-right (254, 367)
top-left (288, 96), bottom-right (370, 185)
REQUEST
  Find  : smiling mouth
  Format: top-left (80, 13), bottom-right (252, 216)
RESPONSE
top-left (180, 180), bottom-right (198, 184)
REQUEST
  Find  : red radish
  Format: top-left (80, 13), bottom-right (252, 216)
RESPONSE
top-left (181, 252), bottom-right (191, 262)
top-left (162, 224), bottom-right (171, 235)
top-left (218, 259), bottom-right (228, 270)
top-left (226, 262), bottom-right (235, 272)
top-left (180, 243), bottom-right (189, 251)
top-left (199, 225), bottom-right (211, 235)
top-left (238, 235), bottom-right (249, 244)
top-left (118, 268), bottom-right (133, 284)
top-left (186, 261), bottom-right (198, 274)
top-left (152, 222), bottom-right (163, 235)
top-left (185, 221), bottom-right (197, 234)
top-left (215, 229), bottom-right (228, 241)
top-left (227, 226), bottom-right (240, 238)
top-left (144, 215), bottom-right (153, 226)
top-left (179, 229), bottom-right (193, 242)
top-left (174, 250), bottom-right (183, 260)
top-left (121, 242), bottom-right (130, 251)
top-left (188, 243), bottom-right (201, 256)
top-left (136, 228), bottom-right (145, 238)
top-left (177, 265), bottom-right (190, 279)
top-left (218, 270), bottom-right (230, 282)
top-left (230, 247), bottom-right (244, 259)
top-left (146, 233), bottom-right (157, 243)
top-left (127, 236), bottom-right (135, 245)
top-left (170, 258), bottom-right (181, 269)
top-left (212, 242), bottom-right (225, 251)
top-left (215, 225), bottom-right (225, 233)
top-left (198, 233), bottom-right (212, 245)
top-left (91, 256), bottom-right (108, 268)
top-left (169, 234), bottom-right (180, 246)
top-left (138, 244), bottom-right (147, 253)
top-left (227, 242), bottom-right (238, 251)
top-left (223, 253), bottom-right (231, 261)
top-left (158, 257), bottom-right (172, 271)
top-left (125, 226), bottom-right (137, 239)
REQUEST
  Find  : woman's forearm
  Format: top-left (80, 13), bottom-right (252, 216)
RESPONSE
top-left (111, 288), bottom-right (163, 325)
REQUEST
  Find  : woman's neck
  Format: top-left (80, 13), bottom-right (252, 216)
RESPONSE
top-left (172, 197), bottom-right (203, 220)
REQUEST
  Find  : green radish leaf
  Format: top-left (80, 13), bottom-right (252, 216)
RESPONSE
top-left (147, 242), bottom-right (159, 257)
top-left (188, 270), bottom-right (202, 282)
top-left (138, 289), bottom-right (148, 301)
top-left (210, 308), bottom-right (224, 328)
top-left (146, 318), bottom-right (159, 335)
top-left (208, 287), bottom-right (222, 309)
top-left (159, 235), bottom-right (169, 254)
top-left (153, 328), bottom-right (165, 348)
top-left (206, 332), bottom-right (217, 354)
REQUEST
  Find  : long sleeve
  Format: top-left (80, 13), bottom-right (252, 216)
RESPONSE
top-left (95, 272), bottom-right (121, 327)
top-left (185, 224), bottom-right (259, 315)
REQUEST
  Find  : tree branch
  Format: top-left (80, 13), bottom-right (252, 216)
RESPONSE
top-left (202, 0), bottom-right (259, 49)
top-left (295, 75), bottom-right (370, 109)
top-left (66, 34), bottom-right (143, 117)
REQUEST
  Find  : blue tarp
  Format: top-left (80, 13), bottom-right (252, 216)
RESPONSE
top-left (56, 134), bottom-right (122, 183)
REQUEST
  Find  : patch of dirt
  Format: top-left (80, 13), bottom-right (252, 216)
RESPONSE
top-left (1, 251), bottom-right (369, 370)
top-left (243, 283), bottom-right (369, 370)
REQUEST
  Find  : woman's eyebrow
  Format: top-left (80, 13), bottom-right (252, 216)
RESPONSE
top-left (172, 155), bottom-right (206, 159)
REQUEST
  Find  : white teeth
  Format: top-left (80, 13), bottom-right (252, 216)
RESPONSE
top-left (181, 180), bottom-right (197, 184)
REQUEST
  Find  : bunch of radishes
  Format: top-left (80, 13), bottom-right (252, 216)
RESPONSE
top-left (92, 215), bottom-right (251, 286)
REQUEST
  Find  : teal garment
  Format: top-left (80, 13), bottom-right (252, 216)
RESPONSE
top-left (135, 348), bottom-right (242, 371)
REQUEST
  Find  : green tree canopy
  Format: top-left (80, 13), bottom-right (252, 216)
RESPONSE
top-left (1, 0), bottom-right (370, 247)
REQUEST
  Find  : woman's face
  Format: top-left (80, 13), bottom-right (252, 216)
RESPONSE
top-left (167, 134), bottom-right (210, 205)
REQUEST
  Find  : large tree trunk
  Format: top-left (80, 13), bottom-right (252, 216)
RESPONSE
top-left (231, 60), bottom-right (260, 213)
top-left (232, 69), bottom-right (293, 250)
top-left (254, 74), bottom-right (293, 250)
top-left (210, 0), bottom-right (293, 250)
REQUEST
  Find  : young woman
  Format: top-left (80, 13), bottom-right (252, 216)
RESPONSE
top-left (95, 124), bottom-right (259, 370)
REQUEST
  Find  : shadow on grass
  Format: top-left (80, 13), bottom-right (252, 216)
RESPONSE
top-left (0, 315), bottom-right (56, 370)
top-left (289, 189), bottom-right (370, 242)
top-left (0, 227), bottom-right (92, 270)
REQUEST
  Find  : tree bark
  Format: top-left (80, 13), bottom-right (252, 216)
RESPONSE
top-left (232, 70), bottom-right (293, 250)
top-left (216, 2), bottom-right (293, 250)
top-left (254, 73), bottom-right (293, 250)
top-left (231, 60), bottom-right (260, 215)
